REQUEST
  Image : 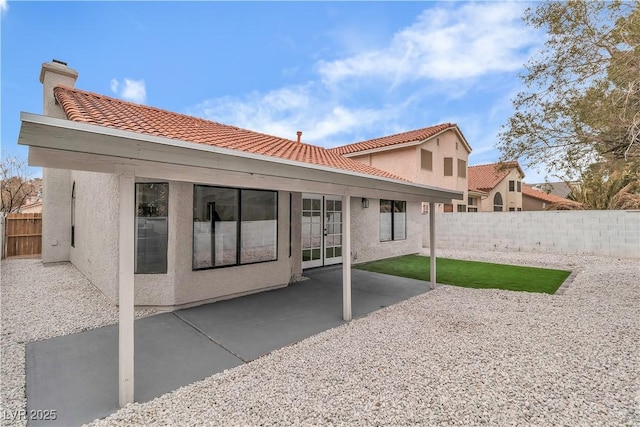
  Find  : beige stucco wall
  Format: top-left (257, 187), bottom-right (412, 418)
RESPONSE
top-left (350, 198), bottom-right (422, 264)
top-left (69, 171), bottom-right (120, 301)
top-left (353, 146), bottom-right (419, 181)
top-left (479, 169), bottom-right (523, 212)
top-left (40, 62), bottom-right (78, 263)
top-left (66, 174), bottom-right (301, 307)
top-left (350, 129), bottom-right (469, 213)
top-left (523, 195), bottom-right (546, 211)
top-left (41, 168), bottom-right (72, 263)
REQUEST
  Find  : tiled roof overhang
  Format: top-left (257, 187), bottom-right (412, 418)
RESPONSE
top-left (18, 112), bottom-right (464, 204)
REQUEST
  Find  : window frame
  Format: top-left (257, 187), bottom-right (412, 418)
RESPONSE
top-left (192, 184), bottom-right (279, 271)
top-left (135, 182), bottom-right (169, 274)
top-left (517, 181), bottom-right (522, 192)
top-left (509, 180), bottom-right (515, 192)
top-left (421, 149), bottom-right (433, 171)
top-left (493, 192), bottom-right (504, 212)
top-left (380, 199), bottom-right (407, 242)
top-left (457, 159), bottom-right (466, 178)
top-left (444, 157), bottom-right (453, 176)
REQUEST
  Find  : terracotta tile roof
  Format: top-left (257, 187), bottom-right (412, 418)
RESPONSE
top-left (328, 123), bottom-right (458, 155)
top-left (53, 86), bottom-right (405, 181)
top-left (522, 184), bottom-right (575, 204)
top-left (467, 161), bottom-right (524, 192)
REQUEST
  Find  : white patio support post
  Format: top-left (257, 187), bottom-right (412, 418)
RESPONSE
top-left (117, 166), bottom-right (135, 407)
top-left (429, 202), bottom-right (436, 290)
top-left (342, 195), bottom-right (352, 321)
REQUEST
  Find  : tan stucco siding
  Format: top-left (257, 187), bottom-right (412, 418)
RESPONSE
top-left (352, 146), bottom-right (419, 183)
top-left (523, 195), bottom-right (545, 211)
top-left (480, 169), bottom-right (524, 212)
top-left (348, 130), bottom-right (469, 214)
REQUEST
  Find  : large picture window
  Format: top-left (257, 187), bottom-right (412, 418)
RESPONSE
top-left (135, 183), bottom-right (169, 274)
top-left (193, 185), bottom-right (277, 269)
top-left (380, 200), bottom-right (406, 242)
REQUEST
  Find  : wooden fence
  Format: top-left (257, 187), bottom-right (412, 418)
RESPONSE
top-left (3, 213), bottom-right (42, 258)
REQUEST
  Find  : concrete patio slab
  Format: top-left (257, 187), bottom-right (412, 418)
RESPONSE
top-left (25, 267), bottom-right (431, 426)
top-left (176, 267), bottom-right (429, 362)
top-left (26, 313), bottom-right (242, 426)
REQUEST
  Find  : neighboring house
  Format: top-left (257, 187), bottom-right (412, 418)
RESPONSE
top-left (468, 162), bottom-right (525, 212)
top-left (522, 184), bottom-right (582, 211)
top-left (18, 60), bottom-right (462, 312)
top-left (20, 200), bottom-right (42, 213)
top-left (329, 124), bottom-right (472, 213)
top-left (529, 181), bottom-right (577, 199)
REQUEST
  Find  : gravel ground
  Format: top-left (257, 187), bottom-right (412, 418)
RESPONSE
top-left (0, 259), bottom-right (155, 427)
top-left (2, 251), bottom-right (639, 426)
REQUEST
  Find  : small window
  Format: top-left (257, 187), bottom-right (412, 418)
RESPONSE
top-left (136, 183), bottom-right (169, 274)
top-left (493, 192), bottom-right (503, 211)
top-left (380, 200), bottom-right (406, 241)
top-left (444, 158), bottom-right (453, 176)
top-left (421, 149), bottom-right (433, 171)
top-left (421, 202), bottom-right (429, 214)
top-left (517, 208), bottom-right (522, 211)
top-left (457, 160), bottom-right (466, 178)
top-left (509, 180), bottom-right (515, 192)
top-left (457, 204), bottom-right (466, 212)
top-left (509, 207), bottom-right (515, 212)
top-left (517, 181), bottom-right (522, 192)
top-left (468, 207), bottom-right (478, 212)
top-left (468, 197), bottom-right (476, 206)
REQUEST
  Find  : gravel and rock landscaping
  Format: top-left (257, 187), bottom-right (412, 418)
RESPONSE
top-left (2, 250), bottom-right (639, 426)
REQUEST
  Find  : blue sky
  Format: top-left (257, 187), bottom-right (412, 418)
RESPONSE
top-left (2, 1), bottom-right (553, 182)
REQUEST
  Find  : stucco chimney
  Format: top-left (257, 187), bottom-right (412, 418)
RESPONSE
top-left (39, 59), bottom-right (78, 119)
top-left (296, 131), bottom-right (302, 143)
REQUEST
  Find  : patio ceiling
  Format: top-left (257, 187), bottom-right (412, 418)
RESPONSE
top-left (19, 112), bottom-right (463, 203)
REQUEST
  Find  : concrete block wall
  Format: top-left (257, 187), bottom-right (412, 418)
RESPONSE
top-left (422, 210), bottom-right (640, 258)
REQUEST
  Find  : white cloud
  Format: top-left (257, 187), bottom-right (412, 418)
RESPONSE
top-left (0, 0), bottom-right (8, 15)
top-left (189, 84), bottom-right (403, 146)
top-left (110, 78), bottom-right (147, 104)
top-left (188, 2), bottom-right (540, 149)
top-left (316, 2), bottom-right (540, 86)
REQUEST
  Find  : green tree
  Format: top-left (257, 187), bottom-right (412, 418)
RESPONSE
top-left (567, 159), bottom-right (640, 209)
top-left (499, 0), bottom-right (640, 176)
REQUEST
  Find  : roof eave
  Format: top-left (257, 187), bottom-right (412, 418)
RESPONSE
top-left (18, 112), bottom-right (464, 203)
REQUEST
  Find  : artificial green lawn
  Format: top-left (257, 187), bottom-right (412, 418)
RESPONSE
top-left (355, 255), bottom-right (571, 294)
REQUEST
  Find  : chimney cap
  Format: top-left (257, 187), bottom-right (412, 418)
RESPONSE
top-left (39, 60), bottom-right (78, 84)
